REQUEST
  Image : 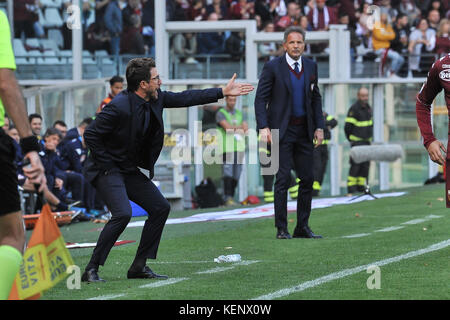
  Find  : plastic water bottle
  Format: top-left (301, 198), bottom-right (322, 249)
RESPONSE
top-left (214, 254), bottom-right (242, 263)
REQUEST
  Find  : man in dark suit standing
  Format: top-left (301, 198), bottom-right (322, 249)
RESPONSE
top-left (255, 26), bottom-right (324, 240)
top-left (81, 58), bottom-right (254, 282)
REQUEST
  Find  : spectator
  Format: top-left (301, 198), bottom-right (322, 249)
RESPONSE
top-left (104, 0), bottom-right (123, 56)
top-left (13, 0), bottom-right (40, 39)
top-left (142, 0), bottom-right (155, 55)
top-left (272, 0), bottom-right (288, 17)
top-left (226, 31), bottom-right (245, 61)
top-left (254, 0), bottom-right (276, 24)
top-left (97, 76), bottom-right (124, 114)
top-left (372, 12), bottom-right (405, 78)
top-left (189, 0), bottom-right (207, 21)
top-left (121, 14), bottom-right (146, 54)
top-left (391, 12), bottom-right (410, 54)
top-left (408, 18), bottom-right (436, 77)
top-left (337, 0), bottom-right (358, 24)
top-left (303, 0), bottom-right (314, 16)
top-left (197, 12), bottom-right (225, 54)
top-left (391, 12), bottom-right (410, 77)
top-left (28, 113), bottom-right (42, 139)
top-left (230, 0), bottom-right (255, 20)
top-left (307, 0), bottom-right (338, 53)
top-left (81, 0), bottom-right (95, 32)
top-left (95, 0), bottom-right (111, 26)
top-left (307, 0), bottom-right (338, 32)
top-left (299, 14), bottom-right (312, 32)
top-left (339, 12), bottom-right (361, 61)
top-left (122, 0), bottom-right (142, 31)
top-left (435, 19), bottom-right (450, 57)
top-left (206, 0), bottom-right (229, 20)
top-left (358, 2), bottom-right (373, 45)
top-left (427, 9), bottom-right (441, 31)
top-left (379, 0), bottom-right (398, 22)
top-left (167, 0), bottom-right (190, 21)
top-left (275, 1), bottom-right (302, 31)
top-left (398, 0), bottom-right (421, 26)
top-left (428, 0), bottom-right (446, 18)
top-left (258, 21), bottom-right (284, 61)
top-left (173, 33), bottom-right (198, 64)
top-left (85, 21), bottom-right (111, 53)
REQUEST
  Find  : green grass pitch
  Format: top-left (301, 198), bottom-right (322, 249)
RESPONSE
top-left (39, 183), bottom-right (450, 300)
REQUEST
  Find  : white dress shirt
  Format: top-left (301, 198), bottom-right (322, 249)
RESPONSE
top-left (285, 53), bottom-right (302, 72)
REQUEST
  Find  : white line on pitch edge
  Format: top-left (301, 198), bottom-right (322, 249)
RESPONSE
top-left (342, 233), bottom-right (371, 238)
top-left (342, 214), bottom-right (443, 238)
top-left (139, 277), bottom-right (189, 289)
top-left (375, 226), bottom-right (405, 232)
top-left (196, 260), bottom-right (261, 274)
top-left (252, 239), bottom-right (450, 300)
top-left (87, 294), bottom-right (126, 300)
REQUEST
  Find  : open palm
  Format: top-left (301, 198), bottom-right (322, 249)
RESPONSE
top-left (223, 73), bottom-right (254, 96)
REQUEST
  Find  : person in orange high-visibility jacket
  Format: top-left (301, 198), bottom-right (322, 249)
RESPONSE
top-left (96, 75), bottom-right (124, 114)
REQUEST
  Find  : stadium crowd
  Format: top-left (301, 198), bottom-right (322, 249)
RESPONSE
top-left (12, 0), bottom-right (450, 78)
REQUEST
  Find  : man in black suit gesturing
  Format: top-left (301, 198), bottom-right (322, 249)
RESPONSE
top-left (81, 58), bottom-right (254, 282)
top-left (255, 26), bottom-right (324, 240)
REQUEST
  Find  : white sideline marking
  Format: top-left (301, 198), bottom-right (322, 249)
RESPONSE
top-left (342, 214), bottom-right (443, 238)
top-left (139, 277), bottom-right (189, 289)
top-left (196, 260), bottom-right (261, 274)
top-left (342, 233), bottom-right (371, 238)
top-left (402, 214), bottom-right (442, 225)
top-left (375, 226), bottom-right (405, 232)
top-left (233, 260), bottom-right (260, 266)
top-left (87, 294), bottom-right (126, 300)
top-left (252, 239), bottom-right (450, 300)
top-left (196, 266), bottom-right (235, 274)
top-left (153, 260), bottom-right (213, 264)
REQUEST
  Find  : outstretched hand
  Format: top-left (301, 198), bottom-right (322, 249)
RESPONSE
top-left (222, 73), bottom-right (254, 96)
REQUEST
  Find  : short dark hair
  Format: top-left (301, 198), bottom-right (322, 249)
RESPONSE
top-left (79, 117), bottom-right (93, 127)
top-left (53, 120), bottom-right (67, 128)
top-left (109, 75), bottom-right (124, 86)
top-left (396, 12), bottom-right (407, 21)
top-left (126, 58), bottom-right (156, 92)
top-left (44, 127), bottom-right (62, 140)
top-left (28, 113), bottom-right (42, 123)
top-left (283, 26), bottom-right (306, 43)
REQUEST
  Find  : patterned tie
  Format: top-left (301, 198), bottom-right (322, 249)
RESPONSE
top-left (294, 62), bottom-right (300, 74)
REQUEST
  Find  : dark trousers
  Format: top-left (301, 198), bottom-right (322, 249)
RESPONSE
top-left (313, 144), bottom-right (329, 186)
top-left (274, 124), bottom-right (314, 231)
top-left (86, 170), bottom-right (170, 269)
top-left (348, 157), bottom-right (370, 193)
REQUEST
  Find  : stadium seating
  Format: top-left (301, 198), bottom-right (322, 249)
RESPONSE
top-left (43, 7), bottom-right (64, 29)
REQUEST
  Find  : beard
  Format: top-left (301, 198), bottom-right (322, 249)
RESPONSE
top-left (150, 89), bottom-right (159, 101)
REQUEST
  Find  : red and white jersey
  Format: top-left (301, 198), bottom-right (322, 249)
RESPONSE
top-left (416, 53), bottom-right (450, 149)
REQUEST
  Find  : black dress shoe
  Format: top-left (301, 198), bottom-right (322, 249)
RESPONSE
top-left (81, 268), bottom-right (106, 282)
top-left (293, 226), bottom-right (323, 239)
top-left (276, 230), bottom-right (292, 239)
top-left (127, 266), bottom-right (169, 279)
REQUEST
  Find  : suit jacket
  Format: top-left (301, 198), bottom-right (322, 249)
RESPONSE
top-left (83, 88), bottom-right (224, 183)
top-left (254, 54), bottom-right (324, 142)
